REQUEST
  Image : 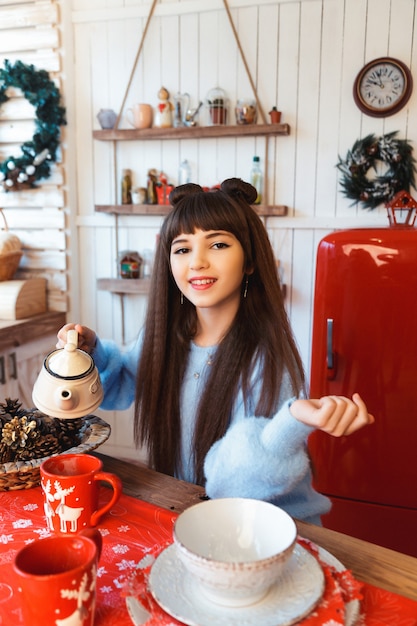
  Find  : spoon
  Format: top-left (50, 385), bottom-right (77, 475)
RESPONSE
top-left (185, 101), bottom-right (203, 126)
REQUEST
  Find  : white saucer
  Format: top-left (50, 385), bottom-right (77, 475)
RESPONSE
top-left (147, 543), bottom-right (325, 626)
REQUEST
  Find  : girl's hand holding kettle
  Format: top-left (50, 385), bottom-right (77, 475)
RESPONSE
top-left (57, 323), bottom-right (97, 354)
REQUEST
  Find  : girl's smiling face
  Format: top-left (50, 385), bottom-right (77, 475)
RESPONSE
top-left (170, 228), bottom-right (246, 313)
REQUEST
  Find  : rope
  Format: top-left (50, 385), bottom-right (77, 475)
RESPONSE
top-left (115, 0), bottom-right (158, 129)
top-left (222, 0), bottom-right (266, 124)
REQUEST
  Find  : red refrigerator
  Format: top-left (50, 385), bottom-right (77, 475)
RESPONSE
top-left (308, 213), bottom-right (417, 557)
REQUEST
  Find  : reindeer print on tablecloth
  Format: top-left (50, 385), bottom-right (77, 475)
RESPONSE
top-left (42, 479), bottom-right (85, 533)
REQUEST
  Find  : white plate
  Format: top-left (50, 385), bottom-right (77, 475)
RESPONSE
top-left (147, 543), bottom-right (325, 626)
top-left (317, 546), bottom-right (360, 626)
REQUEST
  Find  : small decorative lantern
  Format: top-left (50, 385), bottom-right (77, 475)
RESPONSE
top-left (385, 190), bottom-right (417, 227)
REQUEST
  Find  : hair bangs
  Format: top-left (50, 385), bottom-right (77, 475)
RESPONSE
top-left (162, 190), bottom-right (251, 252)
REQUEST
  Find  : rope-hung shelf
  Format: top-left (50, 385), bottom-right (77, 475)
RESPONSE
top-left (93, 0), bottom-right (290, 212)
top-left (94, 0), bottom-right (290, 336)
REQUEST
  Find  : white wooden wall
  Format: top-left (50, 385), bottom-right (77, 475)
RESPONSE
top-left (0, 0), bottom-right (70, 313)
top-left (65, 0), bottom-right (417, 460)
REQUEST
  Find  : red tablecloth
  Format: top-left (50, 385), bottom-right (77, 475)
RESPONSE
top-left (0, 487), bottom-right (416, 626)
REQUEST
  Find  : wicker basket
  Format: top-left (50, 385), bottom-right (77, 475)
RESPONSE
top-left (0, 415), bottom-right (111, 491)
top-left (0, 209), bottom-right (22, 281)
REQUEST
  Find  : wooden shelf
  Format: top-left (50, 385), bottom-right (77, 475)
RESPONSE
top-left (97, 278), bottom-right (151, 294)
top-left (93, 123), bottom-right (289, 142)
top-left (95, 204), bottom-right (288, 217)
top-left (94, 121), bottom-right (290, 299)
top-left (0, 311), bottom-right (66, 352)
top-left (96, 204), bottom-right (171, 216)
top-left (97, 278), bottom-right (286, 298)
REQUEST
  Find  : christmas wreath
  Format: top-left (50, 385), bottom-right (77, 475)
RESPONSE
top-left (337, 132), bottom-right (416, 210)
top-left (0, 59), bottom-right (66, 191)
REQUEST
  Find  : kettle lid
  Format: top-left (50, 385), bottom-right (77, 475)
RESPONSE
top-left (46, 330), bottom-right (94, 379)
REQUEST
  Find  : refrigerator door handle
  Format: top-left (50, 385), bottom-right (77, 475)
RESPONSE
top-left (326, 318), bottom-right (336, 379)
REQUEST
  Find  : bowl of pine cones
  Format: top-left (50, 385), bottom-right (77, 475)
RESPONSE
top-left (0, 397), bottom-right (111, 491)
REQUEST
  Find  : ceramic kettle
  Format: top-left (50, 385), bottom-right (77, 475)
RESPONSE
top-left (32, 330), bottom-right (103, 419)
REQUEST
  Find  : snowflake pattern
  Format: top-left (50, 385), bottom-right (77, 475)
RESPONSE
top-left (113, 577), bottom-right (126, 589)
top-left (0, 534), bottom-right (13, 544)
top-left (118, 524), bottom-right (130, 533)
top-left (23, 503), bottom-right (38, 512)
top-left (0, 550), bottom-right (13, 565)
top-left (112, 543), bottom-right (130, 555)
top-left (116, 558), bottom-right (136, 571)
top-left (12, 518), bottom-right (33, 529)
top-left (34, 527), bottom-right (51, 538)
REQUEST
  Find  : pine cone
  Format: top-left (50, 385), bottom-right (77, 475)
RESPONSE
top-left (55, 418), bottom-right (85, 449)
top-left (0, 441), bottom-right (12, 463)
top-left (0, 398), bottom-right (23, 417)
top-left (18, 433), bottom-right (61, 461)
top-left (1, 416), bottom-right (40, 451)
top-left (0, 412), bottom-right (11, 431)
top-left (0, 399), bottom-right (87, 464)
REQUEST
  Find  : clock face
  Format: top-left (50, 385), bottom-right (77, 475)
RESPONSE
top-left (353, 57), bottom-right (413, 117)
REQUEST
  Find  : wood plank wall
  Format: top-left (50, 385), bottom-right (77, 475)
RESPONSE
top-left (35, 0), bottom-right (417, 460)
top-left (0, 0), bottom-right (68, 312)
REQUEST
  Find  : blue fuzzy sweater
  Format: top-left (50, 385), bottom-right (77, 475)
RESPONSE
top-left (92, 335), bottom-right (331, 524)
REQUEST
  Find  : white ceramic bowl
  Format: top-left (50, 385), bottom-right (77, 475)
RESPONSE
top-left (173, 497), bottom-right (297, 607)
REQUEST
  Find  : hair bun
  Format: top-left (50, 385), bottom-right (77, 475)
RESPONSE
top-left (169, 183), bottom-right (203, 207)
top-left (221, 178), bottom-right (257, 205)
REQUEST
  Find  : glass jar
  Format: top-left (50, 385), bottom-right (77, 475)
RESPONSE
top-left (119, 250), bottom-right (143, 279)
top-left (235, 99), bottom-right (257, 125)
top-left (205, 87), bottom-right (228, 126)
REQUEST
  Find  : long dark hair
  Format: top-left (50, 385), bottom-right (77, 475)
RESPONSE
top-left (134, 178), bottom-right (305, 484)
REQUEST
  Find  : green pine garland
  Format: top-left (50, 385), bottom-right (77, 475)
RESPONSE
top-left (337, 132), bottom-right (416, 210)
top-left (0, 59), bottom-right (66, 191)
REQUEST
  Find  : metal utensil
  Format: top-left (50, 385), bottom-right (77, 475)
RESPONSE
top-left (185, 101), bottom-right (203, 126)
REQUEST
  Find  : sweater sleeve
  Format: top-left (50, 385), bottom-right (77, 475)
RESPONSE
top-left (91, 333), bottom-right (142, 410)
top-left (204, 400), bottom-right (315, 502)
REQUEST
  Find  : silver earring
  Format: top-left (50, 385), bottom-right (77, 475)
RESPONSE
top-left (180, 292), bottom-right (184, 305)
top-left (243, 277), bottom-right (248, 298)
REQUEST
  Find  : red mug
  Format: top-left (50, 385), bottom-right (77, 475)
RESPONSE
top-left (13, 529), bottom-right (102, 626)
top-left (40, 453), bottom-right (122, 534)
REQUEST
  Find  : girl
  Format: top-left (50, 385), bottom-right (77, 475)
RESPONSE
top-left (58, 178), bottom-right (373, 524)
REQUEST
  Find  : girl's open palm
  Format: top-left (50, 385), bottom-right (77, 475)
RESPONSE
top-left (290, 393), bottom-right (374, 437)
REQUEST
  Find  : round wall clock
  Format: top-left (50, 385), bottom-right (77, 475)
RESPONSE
top-left (353, 57), bottom-right (413, 117)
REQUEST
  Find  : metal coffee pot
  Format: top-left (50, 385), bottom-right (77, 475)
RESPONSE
top-left (32, 330), bottom-right (103, 419)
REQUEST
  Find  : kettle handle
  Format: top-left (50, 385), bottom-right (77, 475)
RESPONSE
top-left (66, 329), bottom-right (78, 352)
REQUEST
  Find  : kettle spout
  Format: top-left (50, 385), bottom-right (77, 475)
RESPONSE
top-left (54, 387), bottom-right (79, 411)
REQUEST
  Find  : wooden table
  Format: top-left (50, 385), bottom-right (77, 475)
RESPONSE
top-left (95, 452), bottom-right (417, 602)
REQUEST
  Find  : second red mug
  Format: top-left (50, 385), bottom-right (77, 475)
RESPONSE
top-left (40, 453), bottom-right (122, 534)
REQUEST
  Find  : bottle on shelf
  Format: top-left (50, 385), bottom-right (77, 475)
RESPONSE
top-left (147, 169), bottom-right (158, 204)
top-left (178, 159), bottom-right (191, 185)
top-left (250, 156), bottom-right (262, 205)
top-left (121, 169), bottom-right (132, 204)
